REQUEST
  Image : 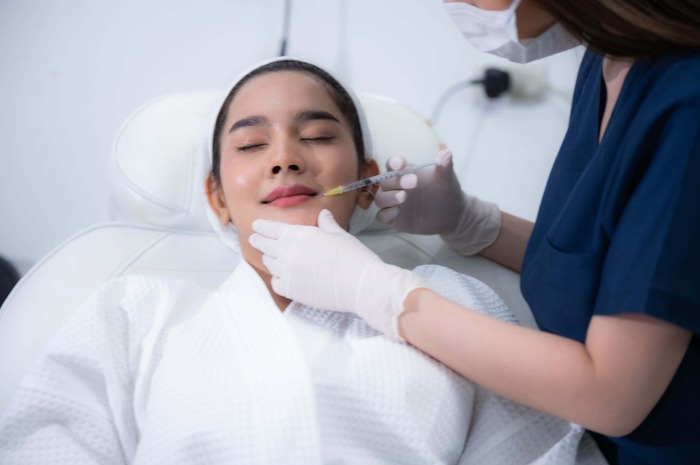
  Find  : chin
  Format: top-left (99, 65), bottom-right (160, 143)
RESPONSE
top-left (266, 208), bottom-right (322, 227)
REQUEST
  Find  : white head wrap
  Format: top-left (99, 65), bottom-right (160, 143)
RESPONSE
top-left (195, 57), bottom-right (377, 251)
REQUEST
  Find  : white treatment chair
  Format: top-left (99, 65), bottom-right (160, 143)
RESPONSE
top-left (0, 90), bottom-right (533, 413)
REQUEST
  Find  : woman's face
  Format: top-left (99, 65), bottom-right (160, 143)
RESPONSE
top-left (207, 70), bottom-right (377, 273)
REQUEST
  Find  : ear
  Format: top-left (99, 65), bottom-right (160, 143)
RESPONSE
top-left (356, 158), bottom-right (379, 210)
top-left (205, 174), bottom-right (232, 225)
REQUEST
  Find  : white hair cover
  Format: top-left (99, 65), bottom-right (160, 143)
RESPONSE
top-left (195, 57), bottom-right (378, 251)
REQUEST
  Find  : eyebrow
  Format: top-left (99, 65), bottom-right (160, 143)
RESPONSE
top-left (229, 116), bottom-right (269, 133)
top-left (228, 110), bottom-right (341, 134)
top-left (295, 110), bottom-right (340, 124)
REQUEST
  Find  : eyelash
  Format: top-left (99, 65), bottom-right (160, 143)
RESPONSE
top-left (237, 143), bottom-right (265, 152)
top-left (236, 136), bottom-right (334, 152)
top-left (302, 136), bottom-right (334, 143)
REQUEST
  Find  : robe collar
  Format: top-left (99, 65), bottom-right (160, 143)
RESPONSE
top-left (217, 261), bottom-right (322, 464)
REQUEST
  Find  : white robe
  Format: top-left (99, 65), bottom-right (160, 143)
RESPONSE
top-left (0, 262), bottom-right (605, 464)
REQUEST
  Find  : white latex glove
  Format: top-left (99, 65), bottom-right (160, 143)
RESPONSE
top-left (249, 209), bottom-right (426, 341)
top-left (375, 149), bottom-right (502, 256)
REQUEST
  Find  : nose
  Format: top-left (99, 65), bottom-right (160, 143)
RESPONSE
top-left (271, 163), bottom-right (300, 174)
top-left (267, 138), bottom-right (306, 176)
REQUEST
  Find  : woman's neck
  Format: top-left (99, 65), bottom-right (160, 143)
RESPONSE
top-left (256, 265), bottom-right (292, 312)
top-left (270, 289), bottom-right (292, 312)
top-left (242, 249), bottom-right (293, 312)
top-left (599, 56), bottom-right (635, 143)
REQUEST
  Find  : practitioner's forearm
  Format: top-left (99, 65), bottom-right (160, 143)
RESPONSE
top-left (478, 212), bottom-right (533, 273)
top-left (398, 287), bottom-right (691, 437)
top-left (400, 288), bottom-right (597, 428)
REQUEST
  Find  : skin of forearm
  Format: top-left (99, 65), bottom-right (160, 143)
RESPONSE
top-left (478, 212), bottom-right (533, 273)
top-left (399, 287), bottom-right (691, 437)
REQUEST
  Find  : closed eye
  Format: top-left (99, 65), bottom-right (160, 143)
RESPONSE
top-left (237, 143), bottom-right (266, 152)
top-left (301, 136), bottom-right (335, 143)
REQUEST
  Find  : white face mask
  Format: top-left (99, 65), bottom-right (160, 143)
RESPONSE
top-left (443, 0), bottom-right (579, 64)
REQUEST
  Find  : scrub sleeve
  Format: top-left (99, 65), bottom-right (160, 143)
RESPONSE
top-left (521, 50), bottom-right (700, 465)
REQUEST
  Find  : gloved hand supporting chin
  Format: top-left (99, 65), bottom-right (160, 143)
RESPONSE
top-left (249, 209), bottom-right (426, 341)
top-left (375, 149), bottom-right (501, 256)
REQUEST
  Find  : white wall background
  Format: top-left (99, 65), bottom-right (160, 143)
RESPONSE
top-left (0, 0), bottom-right (583, 275)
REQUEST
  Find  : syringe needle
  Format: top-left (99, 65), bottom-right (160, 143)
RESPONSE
top-left (324, 162), bottom-right (436, 196)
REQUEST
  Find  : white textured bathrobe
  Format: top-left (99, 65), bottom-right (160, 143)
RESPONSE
top-left (0, 262), bottom-right (603, 464)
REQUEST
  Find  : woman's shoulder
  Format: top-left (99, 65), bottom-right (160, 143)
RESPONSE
top-left (94, 274), bottom-right (210, 302)
top-left (84, 274), bottom-right (213, 325)
top-left (412, 264), bottom-right (518, 324)
top-left (411, 264), bottom-right (500, 303)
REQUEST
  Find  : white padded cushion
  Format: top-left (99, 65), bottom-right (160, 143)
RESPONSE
top-left (110, 91), bottom-right (223, 231)
top-left (110, 91), bottom-right (441, 231)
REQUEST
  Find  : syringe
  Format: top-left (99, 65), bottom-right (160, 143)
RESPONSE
top-left (324, 162), bottom-right (436, 196)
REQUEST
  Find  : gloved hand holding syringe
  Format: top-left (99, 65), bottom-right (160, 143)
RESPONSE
top-left (324, 162), bottom-right (437, 196)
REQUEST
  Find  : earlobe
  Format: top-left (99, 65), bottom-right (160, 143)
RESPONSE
top-left (356, 159), bottom-right (379, 210)
top-left (205, 175), bottom-right (232, 225)
top-left (357, 187), bottom-right (376, 210)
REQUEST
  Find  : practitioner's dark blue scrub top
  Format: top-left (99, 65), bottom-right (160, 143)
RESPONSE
top-left (521, 50), bottom-right (700, 465)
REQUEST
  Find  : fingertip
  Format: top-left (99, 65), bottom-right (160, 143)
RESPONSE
top-left (251, 218), bottom-right (274, 233)
top-left (318, 208), bottom-right (333, 221)
top-left (249, 218), bottom-right (291, 241)
top-left (248, 232), bottom-right (260, 248)
top-left (399, 174), bottom-right (418, 190)
top-left (262, 254), bottom-right (281, 278)
top-left (376, 206), bottom-right (399, 225)
top-left (270, 276), bottom-right (284, 296)
top-left (387, 155), bottom-right (407, 171)
top-left (436, 149), bottom-right (453, 167)
top-left (374, 188), bottom-right (404, 209)
top-left (318, 208), bottom-right (344, 232)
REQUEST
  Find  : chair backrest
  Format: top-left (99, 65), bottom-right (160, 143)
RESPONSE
top-left (0, 90), bottom-right (531, 413)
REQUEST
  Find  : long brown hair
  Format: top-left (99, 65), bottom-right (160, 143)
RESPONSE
top-left (533, 0), bottom-right (700, 58)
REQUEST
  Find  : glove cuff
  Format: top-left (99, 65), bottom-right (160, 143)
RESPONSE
top-left (387, 268), bottom-right (427, 342)
top-left (359, 260), bottom-right (427, 342)
top-left (440, 194), bottom-right (501, 256)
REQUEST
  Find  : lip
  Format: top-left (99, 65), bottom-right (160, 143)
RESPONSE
top-left (263, 184), bottom-right (318, 207)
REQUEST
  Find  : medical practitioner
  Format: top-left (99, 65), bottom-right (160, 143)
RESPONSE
top-left (250, 1), bottom-right (700, 464)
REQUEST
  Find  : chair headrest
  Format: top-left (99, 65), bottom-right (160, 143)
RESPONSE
top-left (110, 91), bottom-right (441, 232)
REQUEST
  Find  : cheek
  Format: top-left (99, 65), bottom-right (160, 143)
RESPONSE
top-left (220, 155), bottom-right (253, 187)
top-left (320, 191), bottom-right (360, 230)
top-left (316, 151), bottom-right (363, 228)
top-left (219, 160), bottom-right (259, 228)
top-left (324, 147), bottom-right (362, 185)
